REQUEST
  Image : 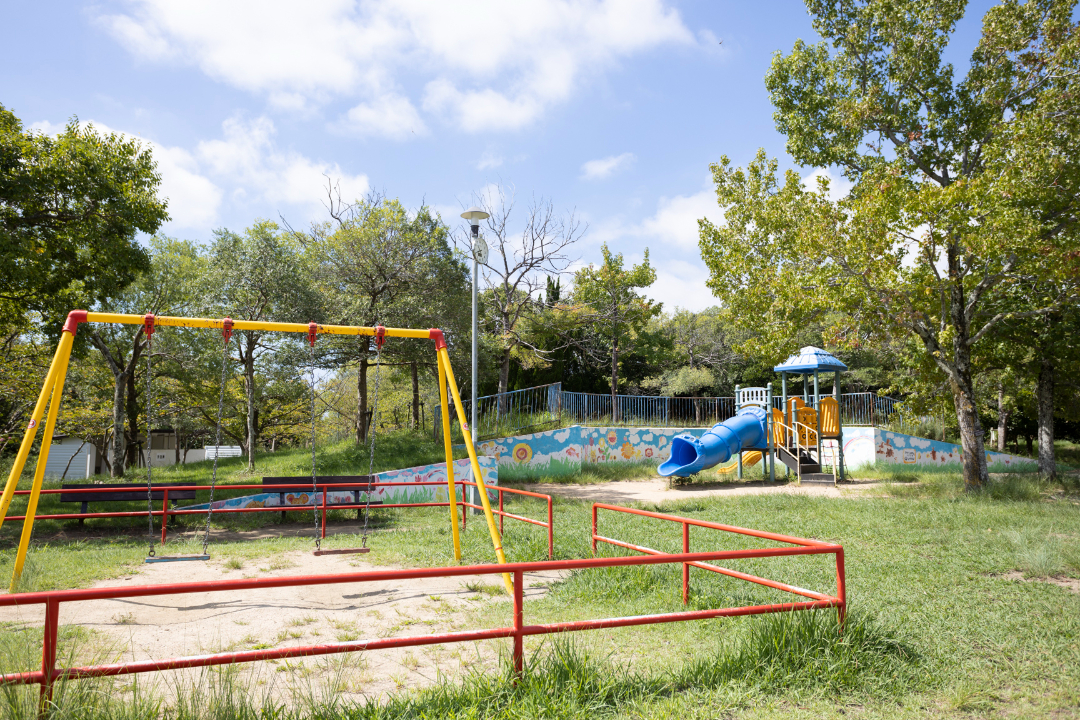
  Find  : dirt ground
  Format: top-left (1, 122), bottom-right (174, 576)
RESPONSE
top-left (519, 478), bottom-right (884, 505)
top-left (0, 552), bottom-right (566, 703)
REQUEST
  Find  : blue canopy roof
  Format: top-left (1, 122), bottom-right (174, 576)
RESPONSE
top-left (774, 346), bottom-right (847, 373)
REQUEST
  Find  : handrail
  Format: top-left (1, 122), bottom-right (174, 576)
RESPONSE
top-left (591, 502), bottom-right (845, 614)
top-left (2, 481), bottom-right (555, 557)
top-left (0, 542), bottom-right (844, 707)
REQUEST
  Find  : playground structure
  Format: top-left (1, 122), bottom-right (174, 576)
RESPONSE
top-left (0, 502), bottom-right (845, 706)
top-left (658, 347), bottom-right (847, 485)
top-left (0, 311), bottom-right (512, 592)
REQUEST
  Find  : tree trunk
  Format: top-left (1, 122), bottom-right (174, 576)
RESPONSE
top-left (356, 356), bottom-right (368, 443)
top-left (109, 372), bottom-right (127, 477)
top-left (174, 427), bottom-right (181, 465)
top-left (411, 361), bottom-right (420, 430)
top-left (950, 374), bottom-right (989, 491)
top-left (1037, 356), bottom-right (1056, 481)
top-left (126, 368), bottom-right (141, 469)
top-left (996, 382), bottom-right (1008, 453)
top-left (243, 332), bottom-right (257, 471)
top-left (499, 347), bottom-right (511, 396)
top-left (610, 338), bottom-right (620, 424)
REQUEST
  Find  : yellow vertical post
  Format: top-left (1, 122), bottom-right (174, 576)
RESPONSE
top-left (0, 332), bottom-right (74, 528)
top-left (437, 348), bottom-right (513, 595)
top-left (437, 352), bottom-right (461, 561)
top-left (10, 335), bottom-right (74, 592)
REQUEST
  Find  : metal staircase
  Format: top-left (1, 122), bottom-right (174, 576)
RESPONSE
top-left (776, 446), bottom-right (835, 485)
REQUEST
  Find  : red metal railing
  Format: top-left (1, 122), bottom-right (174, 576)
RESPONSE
top-left (0, 546), bottom-right (844, 707)
top-left (591, 503), bottom-right (846, 620)
top-left (3, 481), bottom-right (554, 558)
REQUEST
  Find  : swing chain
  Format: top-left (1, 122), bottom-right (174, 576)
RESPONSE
top-left (309, 323), bottom-right (321, 552)
top-left (143, 314), bottom-right (156, 557)
top-left (361, 325), bottom-right (386, 547)
top-left (201, 318), bottom-right (233, 556)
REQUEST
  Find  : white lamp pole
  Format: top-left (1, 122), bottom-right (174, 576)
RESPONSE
top-left (460, 207), bottom-right (489, 447)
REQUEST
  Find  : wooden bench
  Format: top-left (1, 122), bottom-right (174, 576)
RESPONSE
top-left (261, 476), bottom-right (382, 521)
top-left (60, 482), bottom-right (198, 525)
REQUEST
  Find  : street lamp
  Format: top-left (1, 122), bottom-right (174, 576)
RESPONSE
top-left (460, 206), bottom-right (489, 449)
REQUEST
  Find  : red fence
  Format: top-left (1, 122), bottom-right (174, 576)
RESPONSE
top-left (0, 505), bottom-right (843, 710)
top-left (3, 481), bottom-right (554, 558)
top-left (592, 503), bottom-right (846, 617)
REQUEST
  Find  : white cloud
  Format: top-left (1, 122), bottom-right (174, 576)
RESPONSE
top-left (337, 94), bottom-right (427, 139)
top-left (29, 115), bottom-right (367, 231)
top-left (477, 152), bottom-right (504, 171)
top-left (30, 119), bottom-right (223, 230)
top-left (648, 259), bottom-right (716, 312)
top-left (802, 167), bottom-right (853, 201)
top-left (638, 189), bottom-right (720, 249)
top-left (99, 0), bottom-right (698, 133)
top-left (196, 115), bottom-right (369, 211)
top-left (580, 152), bottom-right (635, 180)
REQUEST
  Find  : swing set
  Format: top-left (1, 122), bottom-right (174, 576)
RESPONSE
top-left (0, 311), bottom-right (512, 592)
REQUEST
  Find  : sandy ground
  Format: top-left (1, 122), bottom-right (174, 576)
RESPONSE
top-left (519, 478), bottom-right (884, 504)
top-left (0, 552), bottom-right (566, 704)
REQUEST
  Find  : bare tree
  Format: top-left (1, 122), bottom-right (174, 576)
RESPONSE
top-left (460, 184), bottom-right (584, 396)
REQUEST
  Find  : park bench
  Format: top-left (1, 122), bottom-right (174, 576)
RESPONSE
top-left (261, 476), bottom-right (382, 521)
top-left (59, 482), bottom-right (198, 525)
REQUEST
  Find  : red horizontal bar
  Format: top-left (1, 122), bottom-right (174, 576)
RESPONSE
top-left (2, 598), bottom-right (839, 686)
top-left (520, 599), bottom-right (840, 636)
top-left (0, 549), bottom-right (837, 607)
top-left (594, 535), bottom-right (833, 602)
top-left (593, 503), bottom-right (831, 547)
top-left (462, 503), bottom-right (549, 529)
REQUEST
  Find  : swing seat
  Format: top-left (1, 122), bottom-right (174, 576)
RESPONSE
top-left (313, 548), bottom-right (370, 556)
top-left (145, 554), bottom-right (211, 563)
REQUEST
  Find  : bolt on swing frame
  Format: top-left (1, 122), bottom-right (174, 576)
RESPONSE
top-left (0, 311), bottom-right (514, 594)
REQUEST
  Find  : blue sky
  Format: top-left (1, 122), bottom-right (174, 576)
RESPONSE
top-left (3, 0), bottom-right (994, 311)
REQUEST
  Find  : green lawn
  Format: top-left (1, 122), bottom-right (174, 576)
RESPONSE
top-left (0, 437), bottom-right (1078, 718)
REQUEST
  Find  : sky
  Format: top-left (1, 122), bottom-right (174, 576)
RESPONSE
top-left (2, 0), bottom-right (996, 312)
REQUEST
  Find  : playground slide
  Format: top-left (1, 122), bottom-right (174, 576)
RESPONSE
top-left (713, 450), bottom-right (762, 475)
top-left (658, 407), bottom-right (768, 478)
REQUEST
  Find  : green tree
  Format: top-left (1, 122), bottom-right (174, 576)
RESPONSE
top-left (303, 193), bottom-right (469, 442)
top-left (83, 237), bottom-right (203, 476)
top-left (566, 244), bottom-right (661, 422)
top-left (700, 0), bottom-right (1080, 489)
top-left (203, 221), bottom-right (319, 470)
top-left (0, 106), bottom-right (168, 331)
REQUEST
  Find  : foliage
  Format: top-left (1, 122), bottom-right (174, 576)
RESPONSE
top-left (700, 0), bottom-right (1080, 489)
top-left (559, 243), bottom-right (662, 417)
top-left (0, 105), bottom-right (168, 332)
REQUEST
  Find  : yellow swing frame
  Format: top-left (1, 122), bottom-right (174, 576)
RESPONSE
top-left (0, 311), bottom-right (512, 593)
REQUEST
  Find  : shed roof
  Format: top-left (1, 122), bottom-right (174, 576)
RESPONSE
top-left (773, 346), bottom-right (848, 373)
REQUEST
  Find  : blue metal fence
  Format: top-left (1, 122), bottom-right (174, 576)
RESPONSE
top-left (436, 384), bottom-right (905, 440)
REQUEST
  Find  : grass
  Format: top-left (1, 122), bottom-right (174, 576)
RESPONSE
top-left (1, 433), bottom-right (1079, 717)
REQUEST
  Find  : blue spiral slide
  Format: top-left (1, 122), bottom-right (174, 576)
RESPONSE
top-left (658, 407), bottom-right (769, 478)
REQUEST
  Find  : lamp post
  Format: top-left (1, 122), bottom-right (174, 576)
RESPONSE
top-left (460, 207), bottom-right (489, 449)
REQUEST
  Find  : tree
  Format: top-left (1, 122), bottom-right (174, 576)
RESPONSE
top-left (203, 221), bottom-right (319, 470)
top-left (84, 237), bottom-right (203, 476)
top-left (467, 185), bottom-right (584, 396)
top-left (700, 0), bottom-right (1080, 489)
top-left (565, 244), bottom-right (662, 422)
top-left (303, 190), bottom-right (469, 442)
top-left (0, 105), bottom-right (168, 331)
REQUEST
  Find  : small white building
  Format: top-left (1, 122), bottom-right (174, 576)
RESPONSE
top-left (45, 431), bottom-right (243, 478)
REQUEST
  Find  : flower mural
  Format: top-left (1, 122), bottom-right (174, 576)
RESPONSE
top-left (512, 443), bottom-right (534, 463)
top-left (621, 442), bottom-right (634, 459)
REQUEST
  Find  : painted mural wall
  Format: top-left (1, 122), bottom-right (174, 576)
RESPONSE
top-left (186, 457), bottom-right (498, 512)
top-left (477, 425), bottom-right (706, 479)
top-left (477, 424), bottom-right (1036, 478)
top-left (871, 429), bottom-right (1034, 470)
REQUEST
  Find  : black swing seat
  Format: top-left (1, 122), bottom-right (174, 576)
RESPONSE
top-left (145, 554), bottom-right (210, 563)
top-left (312, 547), bottom-right (370, 556)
